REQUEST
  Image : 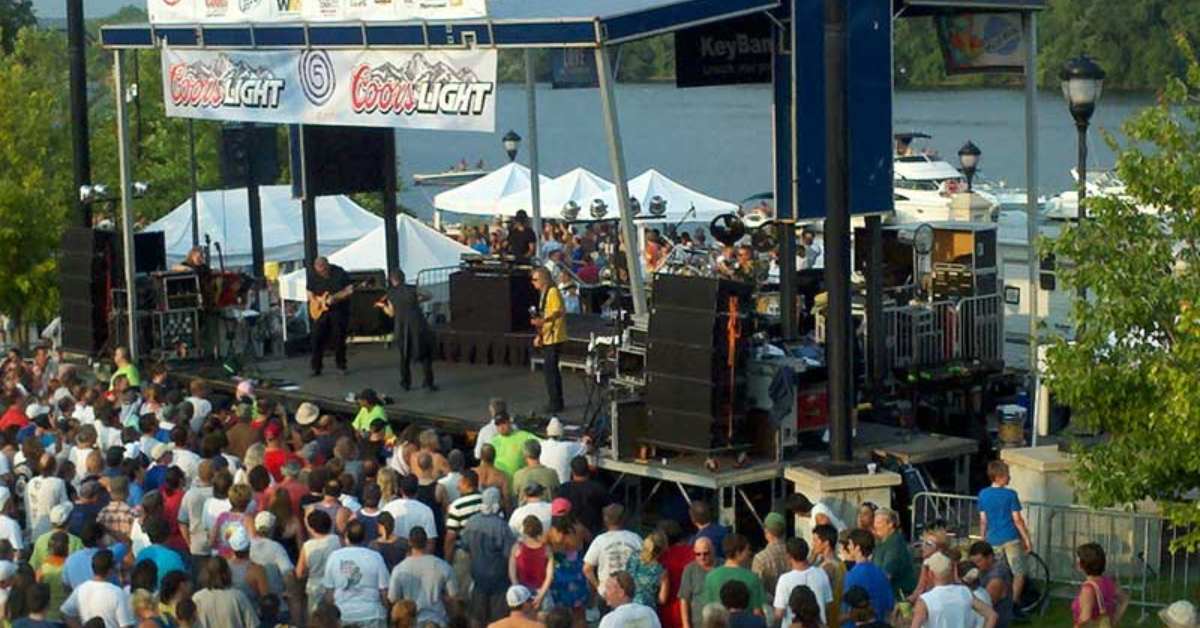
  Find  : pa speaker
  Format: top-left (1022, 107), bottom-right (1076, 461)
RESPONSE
top-left (219, 124), bottom-right (281, 188)
top-left (59, 228), bottom-right (117, 355)
top-left (290, 125), bottom-right (391, 197)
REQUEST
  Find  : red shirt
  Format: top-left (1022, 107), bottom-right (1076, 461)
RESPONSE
top-left (263, 448), bottom-right (302, 483)
top-left (0, 406), bottom-right (28, 431)
top-left (271, 478), bottom-right (308, 519)
top-left (161, 486), bottom-right (188, 552)
top-left (659, 543), bottom-right (695, 628)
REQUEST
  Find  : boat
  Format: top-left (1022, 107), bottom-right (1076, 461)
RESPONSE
top-left (412, 169), bottom-right (488, 187)
top-left (892, 134), bottom-right (1001, 224)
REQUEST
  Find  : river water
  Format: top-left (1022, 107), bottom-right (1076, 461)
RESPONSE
top-left (396, 83), bottom-right (1155, 219)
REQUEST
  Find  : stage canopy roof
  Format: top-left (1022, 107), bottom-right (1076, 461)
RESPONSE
top-left (278, 214), bottom-right (473, 301)
top-left (433, 163), bottom-right (554, 218)
top-left (594, 169), bottom-right (738, 223)
top-left (496, 168), bottom-right (614, 219)
top-left (145, 185), bottom-right (381, 267)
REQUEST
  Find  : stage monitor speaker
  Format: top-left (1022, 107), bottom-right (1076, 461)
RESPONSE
top-left (291, 125), bottom-right (390, 197)
top-left (449, 270), bottom-right (537, 334)
top-left (651, 274), bottom-right (753, 312)
top-left (219, 124), bottom-right (281, 188)
top-left (59, 228), bottom-right (117, 355)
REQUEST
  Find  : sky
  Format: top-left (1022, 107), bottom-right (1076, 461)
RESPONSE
top-left (32, 0), bottom-right (143, 19)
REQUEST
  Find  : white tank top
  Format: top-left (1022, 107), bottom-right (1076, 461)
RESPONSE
top-left (921, 584), bottom-right (975, 628)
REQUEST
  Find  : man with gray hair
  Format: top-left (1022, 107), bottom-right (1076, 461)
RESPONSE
top-left (461, 487), bottom-right (515, 624)
top-left (511, 439), bottom-right (559, 503)
top-left (474, 398), bottom-right (508, 461)
top-left (911, 552), bottom-right (997, 628)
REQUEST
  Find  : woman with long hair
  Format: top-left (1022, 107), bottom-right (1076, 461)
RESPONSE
top-left (626, 531), bottom-right (669, 610)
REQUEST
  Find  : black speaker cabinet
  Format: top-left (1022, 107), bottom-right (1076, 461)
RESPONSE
top-left (132, 231), bottom-right (167, 275)
top-left (347, 288), bottom-right (392, 337)
top-left (219, 124), bottom-right (281, 188)
top-left (449, 270), bottom-right (537, 334)
top-left (60, 228), bottom-right (117, 356)
top-left (290, 125), bottom-right (390, 197)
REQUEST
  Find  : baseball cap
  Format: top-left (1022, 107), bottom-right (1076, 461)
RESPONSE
top-left (506, 585), bottom-right (532, 608)
top-left (254, 511), bottom-right (277, 533)
top-left (924, 551), bottom-right (953, 577)
top-left (264, 422), bottom-right (282, 441)
top-left (296, 402), bottom-right (320, 426)
top-left (150, 443), bottom-right (174, 461)
top-left (546, 417), bottom-right (564, 437)
top-left (480, 487), bottom-right (501, 515)
top-left (24, 403), bottom-right (49, 419)
top-left (50, 503), bottom-right (73, 526)
top-left (764, 512), bottom-right (787, 535)
top-left (227, 525), bottom-right (250, 552)
top-left (235, 380), bottom-right (255, 399)
top-left (551, 497), bottom-right (571, 517)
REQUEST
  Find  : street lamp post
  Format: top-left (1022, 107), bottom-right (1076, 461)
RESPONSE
top-left (958, 140), bottom-right (981, 191)
top-left (1060, 55), bottom-right (1106, 220)
top-left (502, 130), bottom-right (522, 163)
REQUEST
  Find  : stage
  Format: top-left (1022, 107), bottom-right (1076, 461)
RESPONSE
top-left (173, 344), bottom-right (594, 436)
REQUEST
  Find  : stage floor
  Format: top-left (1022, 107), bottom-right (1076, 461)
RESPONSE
top-left (176, 344), bottom-right (592, 434)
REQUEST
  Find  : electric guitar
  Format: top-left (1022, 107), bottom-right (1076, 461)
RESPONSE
top-left (308, 282), bottom-right (364, 321)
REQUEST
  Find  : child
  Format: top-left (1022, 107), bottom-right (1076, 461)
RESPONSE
top-left (978, 461), bottom-right (1032, 612)
top-left (509, 515), bottom-right (553, 610)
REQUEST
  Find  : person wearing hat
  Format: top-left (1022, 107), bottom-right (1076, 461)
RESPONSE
top-left (320, 519), bottom-right (389, 626)
top-left (966, 541), bottom-right (1014, 628)
top-left (512, 439), bottom-right (560, 505)
top-left (460, 487), bottom-right (515, 624)
top-left (911, 552), bottom-right (997, 628)
top-left (25, 452), bottom-right (69, 541)
top-left (1161, 600), bottom-right (1199, 628)
top-left (772, 537), bottom-right (833, 626)
top-left (227, 524), bottom-right (272, 611)
top-left (488, 585), bottom-right (542, 628)
top-left (262, 421), bottom-right (301, 483)
top-left (506, 210), bottom-right (536, 262)
top-left (508, 483), bottom-right (552, 537)
top-left (538, 418), bottom-right (587, 484)
top-left (249, 510), bottom-right (294, 587)
top-left (29, 503), bottom-right (82, 571)
top-left (377, 269), bottom-right (438, 393)
top-left (752, 511), bottom-right (790, 596)
top-left (143, 442), bottom-right (174, 493)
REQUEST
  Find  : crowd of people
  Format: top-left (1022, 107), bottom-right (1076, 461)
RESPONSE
top-left (0, 343), bottom-right (1183, 628)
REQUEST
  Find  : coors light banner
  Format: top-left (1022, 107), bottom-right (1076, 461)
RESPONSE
top-left (148, 0), bottom-right (488, 24)
top-left (162, 47), bottom-right (497, 132)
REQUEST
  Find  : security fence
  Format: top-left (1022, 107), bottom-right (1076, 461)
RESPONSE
top-left (416, 265), bottom-right (457, 325)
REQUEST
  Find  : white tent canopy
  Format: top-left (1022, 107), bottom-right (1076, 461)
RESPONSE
top-left (594, 169), bottom-right (738, 223)
top-left (496, 167), bottom-right (615, 219)
top-left (278, 214), bottom-right (473, 301)
top-left (145, 186), bottom-right (382, 268)
top-left (432, 162), bottom-right (553, 217)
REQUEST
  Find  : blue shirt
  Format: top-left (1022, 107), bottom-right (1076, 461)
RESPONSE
top-left (692, 523), bottom-right (730, 560)
top-left (979, 486), bottom-right (1022, 545)
top-left (471, 241), bottom-right (490, 255)
top-left (136, 544), bottom-right (187, 589)
top-left (63, 548), bottom-right (120, 589)
top-left (842, 561), bottom-right (894, 626)
top-left (143, 464), bottom-right (169, 493)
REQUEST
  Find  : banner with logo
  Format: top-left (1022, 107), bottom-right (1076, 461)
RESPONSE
top-left (674, 14), bottom-right (773, 88)
top-left (162, 47), bottom-right (497, 132)
top-left (936, 12), bottom-right (1026, 74)
top-left (148, 0), bottom-right (487, 24)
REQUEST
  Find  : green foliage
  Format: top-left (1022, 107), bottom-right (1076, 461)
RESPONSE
top-left (1042, 35), bottom-right (1200, 550)
top-left (0, 0), bottom-right (34, 54)
top-left (0, 29), bottom-right (71, 339)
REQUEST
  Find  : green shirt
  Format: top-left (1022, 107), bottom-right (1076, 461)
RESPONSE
top-left (110, 364), bottom-right (141, 388)
top-left (511, 464), bottom-right (560, 502)
top-left (702, 565), bottom-right (767, 611)
top-left (873, 530), bottom-right (917, 596)
top-left (491, 430), bottom-right (538, 479)
top-left (352, 405), bottom-right (388, 433)
top-left (29, 530), bottom-right (83, 572)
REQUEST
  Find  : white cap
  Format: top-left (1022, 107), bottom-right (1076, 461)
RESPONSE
top-left (227, 525), bottom-right (250, 552)
top-left (506, 585), bottom-right (533, 608)
top-left (24, 403), bottom-right (49, 419)
top-left (0, 561), bottom-right (15, 581)
top-left (296, 402), bottom-right (320, 426)
top-left (546, 417), bottom-right (564, 437)
top-left (50, 503), bottom-right (73, 526)
top-left (150, 443), bottom-right (174, 461)
top-left (254, 511), bottom-right (277, 533)
top-left (923, 551), bottom-right (953, 577)
top-left (1160, 601), bottom-right (1199, 628)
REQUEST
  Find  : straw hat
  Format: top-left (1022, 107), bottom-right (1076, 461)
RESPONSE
top-left (1160, 601), bottom-right (1199, 628)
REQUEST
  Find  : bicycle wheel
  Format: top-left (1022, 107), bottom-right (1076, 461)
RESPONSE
top-left (1017, 551), bottom-right (1052, 615)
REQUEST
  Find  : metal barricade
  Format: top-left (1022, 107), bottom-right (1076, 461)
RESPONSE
top-left (877, 294), bottom-right (1003, 373)
top-left (911, 491), bottom-right (1200, 615)
top-left (416, 266), bottom-right (457, 325)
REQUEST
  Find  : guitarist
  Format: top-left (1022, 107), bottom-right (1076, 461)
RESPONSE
top-left (306, 256), bottom-right (353, 376)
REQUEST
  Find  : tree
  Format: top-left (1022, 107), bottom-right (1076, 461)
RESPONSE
top-left (1042, 35), bottom-right (1200, 550)
top-left (0, 0), bottom-right (34, 54)
top-left (0, 29), bottom-right (72, 342)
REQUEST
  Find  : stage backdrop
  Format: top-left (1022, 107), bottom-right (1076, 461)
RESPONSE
top-left (149, 0), bottom-right (488, 24)
top-left (162, 47), bottom-right (497, 132)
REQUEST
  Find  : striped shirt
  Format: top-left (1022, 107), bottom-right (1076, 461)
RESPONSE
top-left (445, 492), bottom-right (484, 532)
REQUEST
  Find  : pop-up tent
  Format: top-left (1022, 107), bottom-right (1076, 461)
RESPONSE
top-left (495, 168), bottom-right (614, 218)
top-left (594, 169), bottom-right (739, 223)
top-left (433, 163), bottom-right (553, 217)
top-left (277, 214), bottom-right (472, 301)
top-left (146, 186), bottom-right (382, 267)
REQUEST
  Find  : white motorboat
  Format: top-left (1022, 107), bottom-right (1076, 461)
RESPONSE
top-left (892, 148), bottom-right (1000, 224)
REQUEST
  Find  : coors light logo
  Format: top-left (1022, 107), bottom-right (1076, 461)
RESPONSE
top-left (169, 54), bottom-right (287, 110)
top-left (350, 53), bottom-right (494, 117)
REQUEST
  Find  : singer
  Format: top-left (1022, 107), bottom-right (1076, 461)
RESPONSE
top-left (531, 267), bottom-right (567, 413)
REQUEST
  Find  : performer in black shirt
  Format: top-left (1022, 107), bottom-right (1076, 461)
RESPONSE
top-left (376, 270), bottom-right (437, 391)
top-left (506, 210), bottom-right (537, 262)
top-left (306, 257), bottom-right (354, 376)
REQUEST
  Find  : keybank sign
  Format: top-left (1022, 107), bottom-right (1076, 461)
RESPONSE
top-left (698, 33), bottom-right (772, 63)
top-left (675, 14), bottom-right (773, 87)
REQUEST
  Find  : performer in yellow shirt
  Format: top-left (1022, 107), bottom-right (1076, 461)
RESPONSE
top-left (531, 267), bottom-right (567, 413)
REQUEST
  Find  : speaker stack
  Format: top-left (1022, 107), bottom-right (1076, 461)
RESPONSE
top-left (642, 275), bottom-right (754, 454)
top-left (60, 228), bottom-right (117, 356)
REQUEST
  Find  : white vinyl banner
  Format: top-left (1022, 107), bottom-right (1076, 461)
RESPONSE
top-left (147, 0), bottom-right (488, 24)
top-left (162, 47), bottom-right (497, 132)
